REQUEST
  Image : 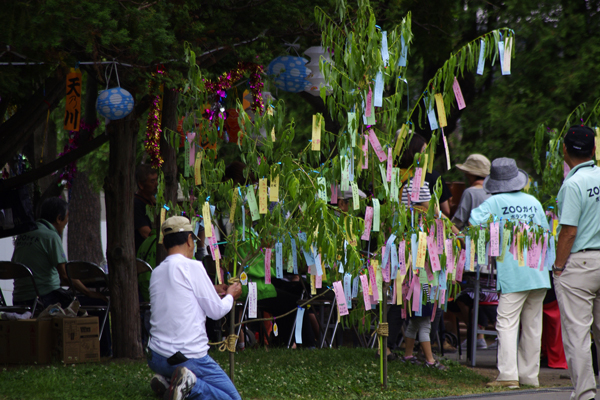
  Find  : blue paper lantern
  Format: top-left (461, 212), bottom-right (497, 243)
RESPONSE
top-left (96, 87), bottom-right (135, 120)
top-left (267, 56), bottom-right (311, 93)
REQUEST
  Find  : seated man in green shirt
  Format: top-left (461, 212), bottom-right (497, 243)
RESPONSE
top-left (12, 197), bottom-right (106, 308)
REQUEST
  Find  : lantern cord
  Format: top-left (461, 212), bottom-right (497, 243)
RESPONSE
top-left (104, 61), bottom-right (121, 89)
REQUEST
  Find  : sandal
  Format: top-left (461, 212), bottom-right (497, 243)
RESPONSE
top-left (401, 355), bottom-right (422, 365)
top-left (424, 360), bottom-right (447, 370)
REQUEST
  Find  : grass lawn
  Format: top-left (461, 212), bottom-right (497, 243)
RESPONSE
top-left (0, 347), bottom-right (497, 400)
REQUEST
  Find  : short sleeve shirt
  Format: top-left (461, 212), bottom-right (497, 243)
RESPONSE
top-left (11, 220), bottom-right (67, 301)
top-left (557, 160), bottom-right (600, 252)
top-left (469, 192), bottom-right (550, 294)
top-left (451, 187), bottom-right (491, 230)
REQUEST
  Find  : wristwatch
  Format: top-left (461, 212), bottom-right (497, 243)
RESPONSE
top-left (552, 266), bottom-right (565, 272)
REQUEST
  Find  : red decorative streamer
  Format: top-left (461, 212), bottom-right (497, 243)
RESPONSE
top-left (145, 70), bottom-right (165, 168)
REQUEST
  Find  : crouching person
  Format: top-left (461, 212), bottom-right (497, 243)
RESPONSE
top-left (147, 216), bottom-right (242, 400)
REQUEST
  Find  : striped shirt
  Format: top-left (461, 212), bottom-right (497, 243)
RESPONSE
top-left (401, 178), bottom-right (431, 205)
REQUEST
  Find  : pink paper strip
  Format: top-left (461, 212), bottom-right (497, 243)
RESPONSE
top-left (366, 87), bottom-right (373, 117)
top-left (333, 281), bottom-right (349, 316)
top-left (361, 206), bottom-right (374, 241)
top-left (456, 249), bottom-right (466, 281)
top-left (490, 221), bottom-right (500, 256)
top-left (430, 300), bottom-right (438, 322)
top-left (368, 129), bottom-right (387, 162)
top-left (399, 240), bottom-right (406, 276)
top-left (411, 168), bottom-right (423, 202)
top-left (427, 235), bottom-right (441, 272)
top-left (453, 77), bottom-right (466, 110)
top-left (440, 289), bottom-right (446, 305)
top-left (265, 248), bottom-right (272, 284)
top-left (382, 251), bottom-right (391, 283)
top-left (445, 239), bottom-right (454, 273)
top-left (368, 264), bottom-right (379, 301)
top-left (187, 132), bottom-right (196, 166)
top-left (412, 283), bottom-right (421, 312)
top-left (424, 259), bottom-right (434, 281)
top-left (360, 275), bottom-right (371, 309)
top-left (316, 274), bottom-right (322, 288)
top-left (436, 220), bottom-right (444, 254)
top-left (331, 184), bottom-right (338, 204)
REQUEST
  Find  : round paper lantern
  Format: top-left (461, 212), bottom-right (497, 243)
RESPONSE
top-left (303, 46), bottom-right (333, 96)
top-left (96, 87), bottom-right (135, 120)
top-left (267, 56), bottom-right (311, 93)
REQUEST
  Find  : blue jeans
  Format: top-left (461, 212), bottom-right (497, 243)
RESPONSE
top-left (147, 349), bottom-right (241, 400)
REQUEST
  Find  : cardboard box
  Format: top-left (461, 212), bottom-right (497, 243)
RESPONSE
top-left (0, 319), bottom-right (53, 364)
top-left (53, 316), bottom-right (99, 364)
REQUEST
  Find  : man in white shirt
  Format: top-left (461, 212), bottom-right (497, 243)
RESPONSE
top-left (147, 216), bottom-right (242, 400)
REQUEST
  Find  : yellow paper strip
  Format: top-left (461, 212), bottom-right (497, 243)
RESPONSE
top-left (421, 154), bottom-right (428, 186)
top-left (194, 151), bottom-right (203, 186)
top-left (312, 114), bottom-right (321, 151)
top-left (259, 178), bottom-right (268, 214)
top-left (417, 232), bottom-right (427, 269)
top-left (229, 188), bottom-right (238, 224)
top-left (158, 208), bottom-right (166, 244)
top-left (203, 202), bottom-right (212, 237)
top-left (270, 175), bottom-right (279, 202)
top-left (434, 93), bottom-right (447, 128)
top-left (311, 275), bottom-right (317, 295)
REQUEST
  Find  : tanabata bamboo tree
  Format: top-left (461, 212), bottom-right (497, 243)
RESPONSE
top-left (148, 0), bottom-right (559, 387)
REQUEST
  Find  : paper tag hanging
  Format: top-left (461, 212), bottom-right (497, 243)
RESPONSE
top-left (379, 164), bottom-right (390, 196)
top-left (425, 97), bottom-right (439, 131)
top-left (240, 271), bottom-right (248, 285)
top-left (184, 140), bottom-right (190, 177)
top-left (317, 177), bottom-right (327, 202)
top-left (312, 114), bottom-right (321, 151)
top-left (391, 168), bottom-right (399, 203)
top-left (434, 93), bottom-right (447, 128)
top-left (497, 40), bottom-right (505, 72)
top-left (203, 202), bottom-right (212, 238)
top-left (195, 150), bottom-right (204, 186)
top-left (344, 274), bottom-right (353, 309)
top-left (265, 248), bottom-right (272, 284)
top-left (333, 281), bottom-right (349, 316)
top-left (295, 307), bottom-right (305, 344)
top-left (229, 189), bottom-right (238, 224)
top-left (411, 168), bottom-right (423, 202)
top-left (502, 36), bottom-right (512, 75)
top-left (381, 31), bottom-right (390, 66)
top-left (361, 206), bottom-right (374, 240)
top-left (275, 242), bottom-right (283, 279)
top-left (374, 71), bottom-right (384, 108)
top-left (270, 175), bottom-right (279, 202)
top-left (366, 87), bottom-right (373, 117)
top-left (248, 282), bottom-right (257, 318)
top-left (331, 184), bottom-right (338, 204)
top-left (259, 178), bottom-right (268, 214)
top-left (368, 129), bottom-right (387, 162)
top-left (490, 221), bottom-right (500, 256)
top-left (441, 128), bottom-right (451, 170)
top-left (350, 182), bottom-right (360, 210)
top-left (348, 112), bottom-right (357, 147)
top-left (452, 77), bottom-right (466, 110)
top-left (386, 148), bottom-right (393, 182)
top-left (398, 34), bottom-right (407, 67)
top-left (291, 238), bottom-right (298, 274)
top-left (246, 186), bottom-right (260, 221)
top-left (362, 134), bottom-right (369, 169)
top-left (372, 199), bottom-right (381, 232)
top-left (158, 207), bottom-right (166, 244)
top-left (477, 231), bottom-right (487, 265)
top-left (64, 69), bottom-right (82, 131)
top-left (477, 39), bottom-right (486, 75)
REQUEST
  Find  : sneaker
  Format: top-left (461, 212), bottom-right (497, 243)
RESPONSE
top-left (167, 366), bottom-right (196, 400)
top-left (486, 380), bottom-right (519, 389)
top-left (401, 355), bottom-right (422, 365)
top-left (150, 374), bottom-right (169, 398)
top-left (424, 360), bottom-right (447, 370)
top-left (461, 338), bottom-right (488, 349)
top-left (488, 338), bottom-right (498, 350)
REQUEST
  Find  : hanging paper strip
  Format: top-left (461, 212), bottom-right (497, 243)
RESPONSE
top-left (333, 281), bottom-right (349, 316)
top-left (248, 282), bottom-right (257, 318)
top-left (381, 31), bottom-right (390, 66)
top-left (441, 128), bottom-right (451, 170)
top-left (312, 114), bottom-right (321, 151)
top-left (434, 93), bottom-right (448, 128)
top-left (477, 39), bottom-right (486, 75)
top-left (64, 69), bottom-right (82, 131)
top-left (502, 36), bottom-right (512, 75)
top-left (398, 34), bottom-right (407, 67)
top-left (374, 71), bottom-right (384, 108)
top-left (453, 77), bottom-right (466, 110)
top-left (270, 175), bottom-right (279, 202)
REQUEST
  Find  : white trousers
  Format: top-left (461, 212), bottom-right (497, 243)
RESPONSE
top-left (496, 288), bottom-right (546, 385)
top-left (555, 250), bottom-right (600, 400)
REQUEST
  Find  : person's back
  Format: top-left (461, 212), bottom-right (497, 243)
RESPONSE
top-left (12, 219), bottom-right (65, 302)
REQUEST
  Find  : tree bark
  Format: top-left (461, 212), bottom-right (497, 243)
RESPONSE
top-left (156, 89), bottom-right (179, 265)
top-left (68, 74), bottom-right (105, 266)
top-left (104, 113), bottom-right (142, 359)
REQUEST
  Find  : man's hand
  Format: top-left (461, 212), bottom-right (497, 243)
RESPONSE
top-left (226, 282), bottom-right (242, 301)
top-left (214, 284), bottom-right (228, 296)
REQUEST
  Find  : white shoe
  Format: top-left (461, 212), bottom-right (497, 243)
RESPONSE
top-left (488, 338), bottom-right (498, 350)
top-left (167, 366), bottom-right (196, 400)
top-left (460, 338), bottom-right (488, 349)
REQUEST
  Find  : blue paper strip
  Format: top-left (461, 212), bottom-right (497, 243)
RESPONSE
top-left (477, 39), bottom-right (486, 75)
top-left (344, 273), bottom-right (352, 310)
top-left (275, 242), bottom-right (283, 279)
top-left (425, 97), bottom-right (439, 131)
top-left (295, 307), bottom-right (305, 344)
top-left (398, 34), bottom-right (407, 67)
top-left (291, 238), bottom-right (298, 274)
top-left (497, 40), bottom-right (505, 73)
top-left (381, 31), bottom-right (389, 66)
top-left (465, 236), bottom-right (471, 271)
top-left (374, 71), bottom-right (384, 107)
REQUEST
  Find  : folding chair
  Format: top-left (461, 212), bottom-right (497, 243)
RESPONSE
top-left (65, 261), bottom-right (111, 340)
top-left (0, 261), bottom-right (43, 316)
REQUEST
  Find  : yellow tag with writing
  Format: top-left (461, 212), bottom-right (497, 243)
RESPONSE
top-left (397, 274), bottom-right (405, 305)
top-left (393, 123), bottom-right (408, 158)
top-left (270, 175), bottom-right (279, 202)
top-left (312, 114), bottom-right (321, 151)
top-left (259, 178), bottom-right (268, 214)
top-left (416, 232), bottom-right (427, 268)
top-left (368, 275), bottom-right (373, 295)
top-left (311, 275), bottom-right (317, 295)
top-left (470, 237), bottom-right (476, 271)
top-left (203, 202), bottom-right (212, 238)
top-left (271, 127), bottom-right (276, 142)
top-left (158, 208), bottom-right (166, 244)
top-left (229, 189), bottom-right (238, 224)
top-left (194, 151), bottom-right (203, 185)
top-left (434, 93), bottom-right (447, 128)
top-left (552, 219), bottom-right (559, 236)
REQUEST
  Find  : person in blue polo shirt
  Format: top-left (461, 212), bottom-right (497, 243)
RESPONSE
top-left (554, 125), bottom-right (600, 400)
top-left (469, 158), bottom-right (550, 389)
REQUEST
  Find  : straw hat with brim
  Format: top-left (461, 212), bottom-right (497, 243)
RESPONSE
top-left (456, 154), bottom-right (491, 178)
top-left (161, 216), bottom-right (200, 241)
top-left (483, 157), bottom-right (529, 194)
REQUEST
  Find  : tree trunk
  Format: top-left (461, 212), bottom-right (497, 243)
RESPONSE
top-left (156, 89), bottom-right (179, 265)
top-left (104, 113), bottom-right (142, 359)
top-left (68, 74), bottom-right (105, 266)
